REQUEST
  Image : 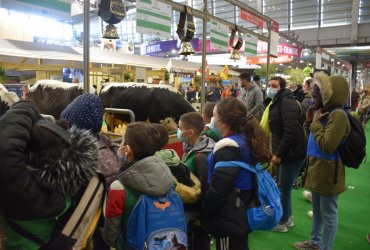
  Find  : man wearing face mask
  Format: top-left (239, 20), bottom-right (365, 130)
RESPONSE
top-left (178, 111), bottom-right (215, 250)
top-left (238, 72), bottom-right (264, 120)
top-left (266, 76), bottom-right (307, 233)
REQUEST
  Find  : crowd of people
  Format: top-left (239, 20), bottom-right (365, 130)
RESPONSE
top-left (0, 69), bottom-right (367, 250)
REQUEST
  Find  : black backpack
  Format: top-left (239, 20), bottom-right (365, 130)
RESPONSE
top-left (337, 110), bottom-right (366, 169)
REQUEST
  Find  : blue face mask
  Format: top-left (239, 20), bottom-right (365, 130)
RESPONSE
top-left (209, 117), bottom-right (220, 133)
top-left (177, 128), bottom-right (189, 142)
top-left (266, 87), bottom-right (279, 99)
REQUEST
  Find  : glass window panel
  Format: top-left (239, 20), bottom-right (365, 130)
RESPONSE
top-left (321, 0), bottom-right (352, 27)
top-left (291, 0), bottom-right (319, 29)
top-left (359, 0), bottom-right (370, 23)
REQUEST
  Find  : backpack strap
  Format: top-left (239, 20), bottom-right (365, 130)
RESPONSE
top-left (5, 218), bottom-right (46, 247)
top-left (214, 160), bottom-right (259, 173)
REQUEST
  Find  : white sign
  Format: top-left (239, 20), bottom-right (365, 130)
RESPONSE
top-left (322, 53), bottom-right (330, 60)
top-left (270, 31), bottom-right (279, 57)
top-left (71, 0), bottom-right (97, 16)
top-left (244, 34), bottom-right (258, 57)
top-left (316, 52), bottom-right (322, 70)
top-left (136, 0), bottom-right (172, 38)
top-left (210, 21), bottom-right (229, 51)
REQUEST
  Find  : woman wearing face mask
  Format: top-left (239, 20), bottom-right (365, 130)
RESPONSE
top-left (266, 76), bottom-right (307, 233)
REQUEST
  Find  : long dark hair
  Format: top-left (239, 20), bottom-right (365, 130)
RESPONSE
top-left (216, 98), bottom-right (271, 163)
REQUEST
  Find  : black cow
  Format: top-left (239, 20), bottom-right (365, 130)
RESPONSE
top-left (0, 84), bottom-right (20, 117)
top-left (28, 80), bottom-right (84, 119)
top-left (99, 83), bottom-right (195, 124)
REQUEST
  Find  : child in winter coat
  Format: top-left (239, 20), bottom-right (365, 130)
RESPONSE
top-left (178, 111), bottom-right (215, 250)
top-left (203, 97), bottom-right (270, 250)
top-left (61, 93), bottom-right (120, 186)
top-left (102, 122), bottom-right (177, 249)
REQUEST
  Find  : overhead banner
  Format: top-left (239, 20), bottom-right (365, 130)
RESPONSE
top-left (240, 9), bottom-right (263, 28)
top-left (71, 0), bottom-right (97, 16)
top-left (246, 55), bottom-right (293, 64)
top-left (244, 34), bottom-right (258, 57)
top-left (210, 21), bottom-right (229, 51)
top-left (136, 0), bottom-right (172, 38)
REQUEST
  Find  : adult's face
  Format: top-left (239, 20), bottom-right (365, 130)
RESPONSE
top-left (240, 78), bottom-right (251, 89)
top-left (311, 85), bottom-right (323, 110)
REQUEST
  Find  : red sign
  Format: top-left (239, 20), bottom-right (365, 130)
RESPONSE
top-left (278, 43), bottom-right (302, 57)
top-left (240, 9), bottom-right (264, 28)
top-left (257, 41), bottom-right (301, 58)
top-left (246, 55), bottom-right (294, 64)
top-left (271, 21), bottom-right (279, 32)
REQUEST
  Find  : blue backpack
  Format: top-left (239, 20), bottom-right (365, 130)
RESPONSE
top-left (215, 161), bottom-right (282, 231)
top-left (126, 190), bottom-right (188, 250)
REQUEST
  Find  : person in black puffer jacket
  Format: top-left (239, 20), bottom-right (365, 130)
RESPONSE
top-left (266, 76), bottom-right (307, 233)
top-left (202, 98), bottom-right (271, 250)
top-left (0, 100), bottom-right (99, 250)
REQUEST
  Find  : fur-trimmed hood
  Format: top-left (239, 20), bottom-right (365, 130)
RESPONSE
top-left (28, 126), bottom-right (99, 195)
top-left (314, 72), bottom-right (349, 108)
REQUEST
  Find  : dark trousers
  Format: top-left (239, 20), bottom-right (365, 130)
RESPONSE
top-left (215, 234), bottom-right (249, 250)
top-left (187, 223), bottom-right (210, 250)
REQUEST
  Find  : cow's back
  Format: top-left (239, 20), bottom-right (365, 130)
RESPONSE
top-left (28, 82), bottom-right (83, 119)
top-left (100, 83), bottom-right (195, 123)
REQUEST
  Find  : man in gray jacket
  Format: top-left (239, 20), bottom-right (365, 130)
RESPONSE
top-left (238, 72), bottom-right (264, 120)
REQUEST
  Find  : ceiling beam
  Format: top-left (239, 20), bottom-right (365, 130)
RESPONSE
top-left (2, 62), bottom-right (70, 71)
top-left (156, 0), bottom-right (269, 42)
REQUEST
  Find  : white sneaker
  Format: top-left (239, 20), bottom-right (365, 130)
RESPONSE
top-left (307, 210), bottom-right (313, 218)
top-left (302, 190), bottom-right (312, 202)
top-left (286, 216), bottom-right (294, 227)
top-left (272, 223), bottom-right (288, 232)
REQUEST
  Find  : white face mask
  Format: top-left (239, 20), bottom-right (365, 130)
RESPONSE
top-left (266, 87), bottom-right (279, 99)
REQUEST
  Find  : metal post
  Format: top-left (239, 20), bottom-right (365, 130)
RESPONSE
top-left (266, 21), bottom-right (271, 80)
top-left (200, 0), bottom-right (208, 113)
top-left (83, 0), bottom-right (90, 93)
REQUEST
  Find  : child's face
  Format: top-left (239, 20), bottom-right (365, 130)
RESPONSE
top-left (119, 142), bottom-right (135, 162)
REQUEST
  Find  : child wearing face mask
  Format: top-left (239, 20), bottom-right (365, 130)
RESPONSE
top-left (102, 122), bottom-right (176, 249)
top-left (178, 112), bottom-right (215, 250)
top-left (201, 102), bottom-right (222, 142)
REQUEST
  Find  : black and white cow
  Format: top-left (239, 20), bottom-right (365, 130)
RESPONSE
top-left (99, 82), bottom-right (195, 124)
top-left (28, 80), bottom-right (87, 119)
top-left (0, 84), bottom-right (20, 117)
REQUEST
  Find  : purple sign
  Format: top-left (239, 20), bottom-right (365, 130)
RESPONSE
top-left (144, 39), bottom-right (199, 55)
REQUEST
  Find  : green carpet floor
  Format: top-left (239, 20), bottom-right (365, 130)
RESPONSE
top-left (212, 124), bottom-right (370, 250)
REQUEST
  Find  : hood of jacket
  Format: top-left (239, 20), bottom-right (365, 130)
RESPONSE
top-left (188, 135), bottom-right (215, 155)
top-left (118, 156), bottom-right (174, 196)
top-left (154, 149), bottom-right (181, 167)
top-left (28, 126), bottom-right (99, 196)
top-left (314, 72), bottom-right (349, 109)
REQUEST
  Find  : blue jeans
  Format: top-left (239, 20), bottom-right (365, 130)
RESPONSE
top-left (277, 158), bottom-right (306, 223)
top-left (310, 192), bottom-right (338, 250)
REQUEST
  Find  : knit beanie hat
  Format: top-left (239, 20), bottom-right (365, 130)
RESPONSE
top-left (60, 94), bottom-right (103, 134)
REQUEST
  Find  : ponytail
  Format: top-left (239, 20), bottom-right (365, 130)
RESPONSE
top-left (240, 115), bottom-right (271, 163)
